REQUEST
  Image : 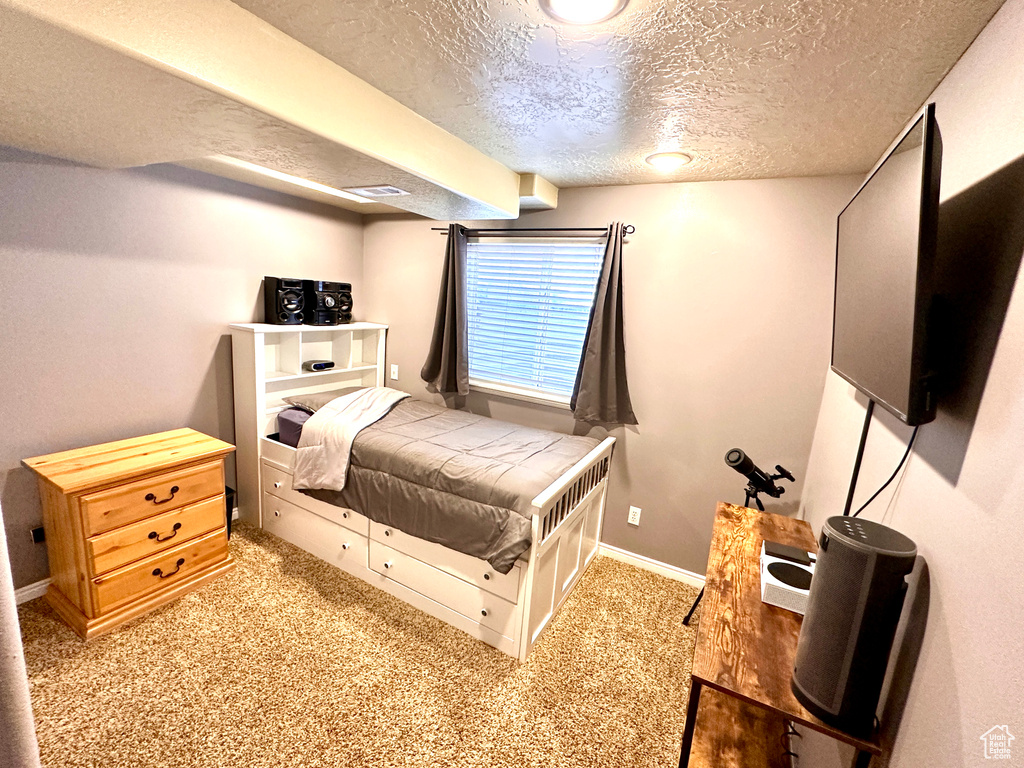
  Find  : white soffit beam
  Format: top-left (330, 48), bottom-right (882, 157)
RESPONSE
top-left (178, 156), bottom-right (399, 215)
top-left (518, 174), bottom-right (559, 211)
top-left (0, 0), bottom-right (521, 220)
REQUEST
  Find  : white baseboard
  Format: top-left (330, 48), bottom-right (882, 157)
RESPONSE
top-left (15, 578), bottom-right (50, 605)
top-left (17, 533), bottom-right (698, 604)
top-left (598, 544), bottom-right (705, 589)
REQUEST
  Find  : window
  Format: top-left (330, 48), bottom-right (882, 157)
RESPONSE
top-left (465, 237), bottom-right (605, 404)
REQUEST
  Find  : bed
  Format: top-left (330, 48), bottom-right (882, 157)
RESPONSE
top-left (229, 323), bottom-right (614, 661)
top-left (259, 389), bottom-right (614, 661)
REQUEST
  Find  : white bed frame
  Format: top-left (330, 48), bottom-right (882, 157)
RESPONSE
top-left (230, 323), bottom-right (614, 660)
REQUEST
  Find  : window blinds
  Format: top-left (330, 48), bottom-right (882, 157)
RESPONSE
top-left (465, 238), bottom-right (604, 398)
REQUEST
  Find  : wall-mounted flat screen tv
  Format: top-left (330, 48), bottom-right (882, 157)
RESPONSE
top-left (831, 103), bottom-right (942, 426)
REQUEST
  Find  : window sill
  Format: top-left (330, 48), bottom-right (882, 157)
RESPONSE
top-left (468, 379), bottom-right (572, 410)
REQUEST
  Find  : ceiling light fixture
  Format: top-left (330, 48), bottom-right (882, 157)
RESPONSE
top-left (211, 155), bottom-right (374, 203)
top-left (645, 151), bottom-right (694, 173)
top-left (539, 0), bottom-right (629, 25)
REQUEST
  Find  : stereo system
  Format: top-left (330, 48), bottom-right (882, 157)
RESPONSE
top-left (303, 280), bottom-right (353, 325)
top-left (791, 516), bottom-right (917, 736)
top-left (263, 276), bottom-right (352, 326)
top-left (264, 277), bottom-right (305, 325)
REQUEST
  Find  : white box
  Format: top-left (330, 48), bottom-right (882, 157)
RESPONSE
top-left (760, 542), bottom-right (816, 615)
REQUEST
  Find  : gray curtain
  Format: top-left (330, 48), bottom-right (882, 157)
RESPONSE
top-left (420, 223), bottom-right (469, 395)
top-left (571, 222), bottom-right (638, 425)
top-left (0, 503), bottom-right (42, 768)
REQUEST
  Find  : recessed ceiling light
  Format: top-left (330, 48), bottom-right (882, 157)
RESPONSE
top-left (645, 152), bottom-right (694, 172)
top-left (539, 0), bottom-right (629, 25)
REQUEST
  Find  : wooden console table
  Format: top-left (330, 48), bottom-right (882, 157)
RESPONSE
top-left (679, 502), bottom-right (882, 768)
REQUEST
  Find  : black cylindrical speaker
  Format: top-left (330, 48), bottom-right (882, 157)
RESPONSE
top-left (792, 516), bottom-right (916, 735)
top-left (264, 277), bottom-right (305, 325)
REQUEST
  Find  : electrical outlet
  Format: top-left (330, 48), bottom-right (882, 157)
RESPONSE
top-left (628, 506), bottom-right (642, 526)
top-left (30, 526), bottom-right (45, 544)
top-left (390, 364), bottom-right (399, 380)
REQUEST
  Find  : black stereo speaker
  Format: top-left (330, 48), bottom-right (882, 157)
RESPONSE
top-left (792, 516), bottom-right (917, 735)
top-left (264, 277), bottom-right (305, 325)
top-left (302, 280), bottom-right (352, 325)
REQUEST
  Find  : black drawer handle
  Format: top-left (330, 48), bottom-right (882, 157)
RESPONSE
top-left (148, 522), bottom-right (182, 542)
top-left (153, 558), bottom-right (185, 579)
top-left (145, 486), bottom-right (179, 505)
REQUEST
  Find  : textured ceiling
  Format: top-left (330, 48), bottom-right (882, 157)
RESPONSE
top-left (0, 0), bottom-right (523, 219)
top-left (234, 0), bottom-right (1006, 187)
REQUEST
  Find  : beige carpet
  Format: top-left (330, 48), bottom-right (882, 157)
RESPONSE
top-left (18, 524), bottom-right (698, 768)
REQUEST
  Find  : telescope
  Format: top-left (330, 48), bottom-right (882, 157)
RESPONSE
top-left (724, 448), bottom-right (795, 510)
top-left (685, 448), bottom-right (798, 627)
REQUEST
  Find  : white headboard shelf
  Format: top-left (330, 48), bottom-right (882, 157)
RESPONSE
top-left (229, 322), bottom-right (388, 526)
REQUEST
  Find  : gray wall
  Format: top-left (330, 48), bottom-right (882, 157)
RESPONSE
top-left (363, 176), bottom-right (859, 575)
top-left (0, 148), bottom-right (363, 589)
top-left (798, 0), bottom-right (1024, 764)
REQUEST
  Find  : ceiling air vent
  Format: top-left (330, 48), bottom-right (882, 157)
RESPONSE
top-left (342, 185), bottom-right (411, 198)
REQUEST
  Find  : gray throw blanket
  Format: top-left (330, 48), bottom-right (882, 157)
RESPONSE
top-left (293, 387), bottom-right (410, 492)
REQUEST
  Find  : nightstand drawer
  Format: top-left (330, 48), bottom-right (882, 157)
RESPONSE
top-left (87, 495), bottom-right (226, 576)
top-left (81, 460), bottom-right (224, 536)
top-left (91, 528), bottom-right (229, 614)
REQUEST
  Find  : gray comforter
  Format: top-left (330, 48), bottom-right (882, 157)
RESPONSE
top-left (301, 399), bottom-right (600, 573)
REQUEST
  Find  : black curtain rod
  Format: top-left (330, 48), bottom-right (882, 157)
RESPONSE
top-left (431, 225), bottom-right (635, 236)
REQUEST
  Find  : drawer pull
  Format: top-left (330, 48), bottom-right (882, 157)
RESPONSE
top-left (153, 558), bottom-right (185, 579)
top-left (342, 512), bottom-right (349, 519)
top-left (148, 522), bottom-right (182, 542)
top-left (384, 529), bottom-right (391, 537)
top-left (342, 543), bottom-right (351, 550)
top-left (481, 609), bottom-right (488, 617)
top-left (274, 482), bottom-right (282, 489)
top-left (383, 561), bottom-right (393, 570)
top-left (483, 573), bottom-right (491, 580)
top-left (145, 486), bottom-right (180, 505)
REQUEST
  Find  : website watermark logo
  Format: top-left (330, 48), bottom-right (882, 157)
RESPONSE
top-left (980, 726), bottom-right (1015, 760)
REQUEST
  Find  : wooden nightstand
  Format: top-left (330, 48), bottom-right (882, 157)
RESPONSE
top-left (23, 428), bottom-right (236, 639)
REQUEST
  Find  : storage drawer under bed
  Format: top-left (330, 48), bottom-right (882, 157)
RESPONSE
top-left (369, 522), bottom-right (522, 604)
top-left (261, 460), bottom-right (369, 536)
top-left (262, 492), bottom-right (369, 575)
top-left (260, 458), bottom-right (524, 604)
top-left (368, 540), bottom-right (518, 639)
